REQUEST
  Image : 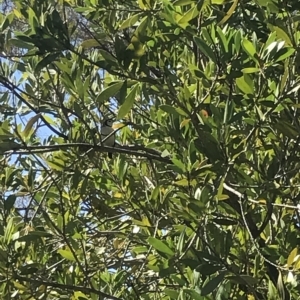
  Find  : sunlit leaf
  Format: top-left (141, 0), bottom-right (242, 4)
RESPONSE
top-left (57, 249), bottom-right (76, 261)
top-left (120, 13), bottom-right (143, 29)
top-left (218, 0), bottom-right (239, 25)
top-left (148, 237), bottom-right (174, 256)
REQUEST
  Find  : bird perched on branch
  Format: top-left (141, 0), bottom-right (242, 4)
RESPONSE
top-left (101, 118), bottom-right (115, 158)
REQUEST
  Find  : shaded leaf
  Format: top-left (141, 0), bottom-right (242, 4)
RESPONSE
top-left (117, 83), bottom-right (139, 119)
top-left (96, 81), bottom-right (124, 104)
top-left (22, 113), bottom-right (41, 138)
top-left (194, 37), bottom-right (217, 63)
top-left (201, 272), bottom-right (226, 295)
top-left (35, 52), bottom-right (61, 73)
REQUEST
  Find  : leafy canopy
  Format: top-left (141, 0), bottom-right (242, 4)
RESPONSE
top-left (0, 0), bottom-right (300, 299)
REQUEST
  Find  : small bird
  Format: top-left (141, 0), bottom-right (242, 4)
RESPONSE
top-left (101, 118), bottom-right (115, 158)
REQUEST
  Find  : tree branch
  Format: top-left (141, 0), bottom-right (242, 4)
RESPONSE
top-left (14, 274), bottom-right (123, 300)
top-left (3, 143), bottom-right (172, 164)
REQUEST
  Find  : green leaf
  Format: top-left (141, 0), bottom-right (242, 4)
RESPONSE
top-left (242, 67), bottom-right (260, 73)
top-left (227, 275), bottom-right (258, 285)
top-left (46, 157), bottom-right (66, 171)
top-left (161, 0), bottom-right (177, 24)
top-left (287, 247), bottom-right (298, 268)
top-left (99, 49), bottom-right (119, 65)
top-left (96, 81), bottom-right (124, 104)
top-left (1, 13), bottom-right (12, 30)
top-left (9, 38), bottom-right (34, 49)
top-left (80, 39), bottom-right (100, 48)
top-left (164, 289), bottom-right (180, 299)
top-left (27, 7), bottom-right (39, 30)
top-left (273, 47), bottom-right (295, 62)
top-left (27, 231), bottom-right (53, 237)
top-left (216, 26), bottom-right (228, 53)
top-left (218, 0), bottom-right (238, 25)
top-left (255, 105), bottom-right (265, 122)
top-left (264, 41), bottom-right (279, 58)
top-left (178, 5), bottom-right (199, 28)
top-left (277, 271), bottom-right (286, 300)
top-left (236, 75), bottom-right (254, 94)
top-left (191, 66), bottom-right (209, 79)
top-left (173, 0), bottom-right (195, 5)
top-left (271, 25), bottom-right (292, 46)
top-left (117, 156), bottom-right (128, 183)
top-left (55, 61), bottom-right (71, 74)
top-left (216, 176), bottom-right (225, 200)
top-left (242, 38), bottom-right (258, 61)
top-left (4, 217), bottom-right (15, 243)
top-left (160, 105), bottom-right (187, 116)
top-left (4, 194), bottom-right (16, 212)
top-left (274, 121), bottom-right (298, 139)
top-left (57, 249), bottom-right (76, 261)
top-left (134, 16), bottom-right (149, 37)
top-left (193, 37), bottom-right (217, 63)
top-left (280, 61), bottom-right (289, 93)
top-left (194, 134), bottom-right (225, 161)
top-left (160, 105), bottom-right (179, 115)
top-left (196, 264), bottom-right (224, 275)
top-left (177, 227), bottom-right (186, 253)
top-left (117, 83), bottom-right (139, 119)
top-left (171, 158), bottom-right (186, 172)
top-left (234, 30), bottom-right (242, 53)
top-left (183, 289), bottom-right (203, 300)
top-left (34, 52), bottom-right (61, 73)
top-left (223, 98), bottom-right (234, 124)
top-left (73, 292), bottom-right (89, 299)
top-left (175, 178), bottom-right (191, 186)
top-left (201, 272), bottom-right (226, 295)
top-left (147, 237), bottom-right (174, 257)
top-left (120, 13), bottom-right (143, 29)
top-left (22, 113), bottom-right (41, 138)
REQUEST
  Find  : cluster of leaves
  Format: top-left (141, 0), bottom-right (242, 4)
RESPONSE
top-left (1, 0), bottom-right (300, 299)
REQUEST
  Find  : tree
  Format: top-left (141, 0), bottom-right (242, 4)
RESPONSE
top-left (0, 0), bottom-right (300, 299)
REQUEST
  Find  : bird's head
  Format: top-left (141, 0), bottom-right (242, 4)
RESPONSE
top-left (103, 118), bottom-right (114, 127)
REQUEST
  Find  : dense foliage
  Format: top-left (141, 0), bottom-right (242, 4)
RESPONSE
top-left (1, 0), bottom-right (300, 299)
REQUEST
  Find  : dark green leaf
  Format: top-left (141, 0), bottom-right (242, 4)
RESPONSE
top-left (4, 194), bottom-right (16, 212)
top-left (193, 37), bottom-right (217, 63)
top-left (117, 83), bottom-right (139, 119)
top-left (201, 272), bottom-right (226, 296)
